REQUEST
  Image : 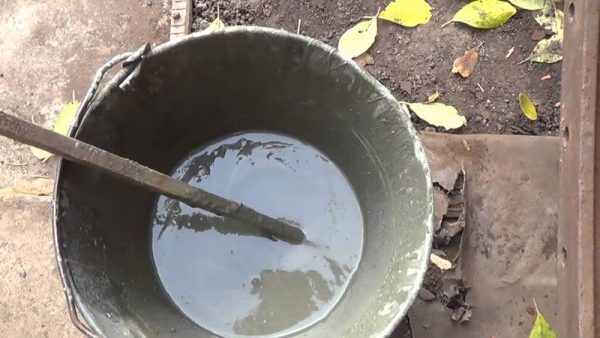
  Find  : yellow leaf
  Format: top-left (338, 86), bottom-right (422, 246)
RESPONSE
top-left (30, 145), bottom-right (52, 161)
top-left (202, 17), bottom-right (225, 34)
top-left (427, 91), bottom-right (440, 103)
top-left (30, 100), bottom-right (80, 161)
top-left (519, 93), bottom-right (538, 120)
top-left (508, 0), bottom-right (544, 10)
top-left (379, 0), bottom-right (432, 27)
top-left (338, 17), bottom-right (378, 59)
top-left (529, 301), bottom-right (557, 338)
top-left (409, 102), bottom-right (467, 130)
top-left (452, 0), bottom-right (517, 29)
top-left (0, 178), bottom-right (54, 199)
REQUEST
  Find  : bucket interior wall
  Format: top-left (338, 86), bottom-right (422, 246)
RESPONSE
top-left (56, 28), bottom-right (431, 338)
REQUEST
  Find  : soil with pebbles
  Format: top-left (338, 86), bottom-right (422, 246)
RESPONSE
top-left (191, 0), bottom-right (561, 136)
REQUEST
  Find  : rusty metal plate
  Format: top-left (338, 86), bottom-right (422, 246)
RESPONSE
top-left (408, 133), bottom-right (558, 338)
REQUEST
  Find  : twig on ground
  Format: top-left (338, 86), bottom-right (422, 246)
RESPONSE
top-left (5, 161), bottom-right (28, 167)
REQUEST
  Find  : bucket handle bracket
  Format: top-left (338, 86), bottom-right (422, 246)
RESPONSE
top-left (55, 43), bottom-right (151, 338)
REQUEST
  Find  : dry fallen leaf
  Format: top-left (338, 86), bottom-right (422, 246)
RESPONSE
top-left (379, 0), bottom-right (432, 27)
top-left (427, 91), bottom-right (440, 103)
top-left (529, 6), bottom-right (563, 63)
top-left (530, 35), bottom-right (562, 63)
top-left (452, 49), bottom-right (479, 77)
top-left (202, 17), bottom-right (225, 34)
top-left (541, 74), bottom-right (552, 80)
top-left (338, 16), bottom-right (378, 59)
top-left (431, 253), bottom-right (452, 270)
top-left (534, 0), bottom-right (559, 31)
top-left (353, 52), bottom-right (374, 67)
top-left (519, 93), bottom-right (538, 121)
top-left (0, 177), bottom-right (54, 198)
top-left (409, 102), bottom-right (467, 130)
top-left (452, 0), bottom-right (517, 29)
top-left (433, 187), bottom-right (449, 231)
top-left (529, 300), bottom-right (557, 338)
top-left (31, 100), bottom-right (80, 161)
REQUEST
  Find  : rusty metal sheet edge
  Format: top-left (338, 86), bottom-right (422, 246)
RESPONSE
top-left (169, 0), bottom-right (192, 41)
top-left (559, 0), bottom-right (600, 337)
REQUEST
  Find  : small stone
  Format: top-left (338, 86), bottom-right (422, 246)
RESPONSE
top-left (526, 306), bottom-right (536, 316)
top-left (531, 29), bottom-right (546, 41)
top-left (431, 249), bottom-right (447, 257)
top-left (418, 288), bottom-right (436, 301)
top-left (400, 81), bottom-right (412, 94)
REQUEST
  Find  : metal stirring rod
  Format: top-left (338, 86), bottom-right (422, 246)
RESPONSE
top-left (0, 111), bottom-right (306, 244)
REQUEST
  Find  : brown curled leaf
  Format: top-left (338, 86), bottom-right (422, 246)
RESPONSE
top-left (452, 49), bottom-right (479, 78)
top-left (353, 52), bottom-right (374, 68)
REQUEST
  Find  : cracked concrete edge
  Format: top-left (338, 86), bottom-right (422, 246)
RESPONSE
top-left (170, 0), bottom-right (192, 41)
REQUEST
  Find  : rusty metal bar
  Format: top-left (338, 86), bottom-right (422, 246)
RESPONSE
top-left (0, 111), bottom-right (305, 245)
top-left (559, 0), bottom-right (600, 337)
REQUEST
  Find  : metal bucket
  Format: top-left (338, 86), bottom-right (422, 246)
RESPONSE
top-left (53, 27), bottom-right (433, 337)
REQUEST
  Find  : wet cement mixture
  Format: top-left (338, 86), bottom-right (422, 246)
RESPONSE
top-left (191, 0), bottom-right (561, 136)
top-left (152, 132), bottom-right (364, 337)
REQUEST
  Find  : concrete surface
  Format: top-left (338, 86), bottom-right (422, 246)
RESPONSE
top-left (411, 133), bottom-right (558, 338)
top-left (0, 1), bottom-right (169, 336)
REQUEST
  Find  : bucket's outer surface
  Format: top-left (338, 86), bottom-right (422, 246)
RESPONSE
top-left (54, 27), bottom-right (433, 338)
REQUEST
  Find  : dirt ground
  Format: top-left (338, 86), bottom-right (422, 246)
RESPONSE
top-left (192, 0), bottom-right (562, 135)
top-left (0, 1), bottom-right (169, 336)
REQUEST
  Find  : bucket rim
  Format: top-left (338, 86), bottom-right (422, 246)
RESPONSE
top-left (52, 25), bottom-right (434, 338)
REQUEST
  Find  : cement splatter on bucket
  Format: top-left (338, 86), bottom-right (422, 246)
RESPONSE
top-left (54, 27), bottom-right (433, 338)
